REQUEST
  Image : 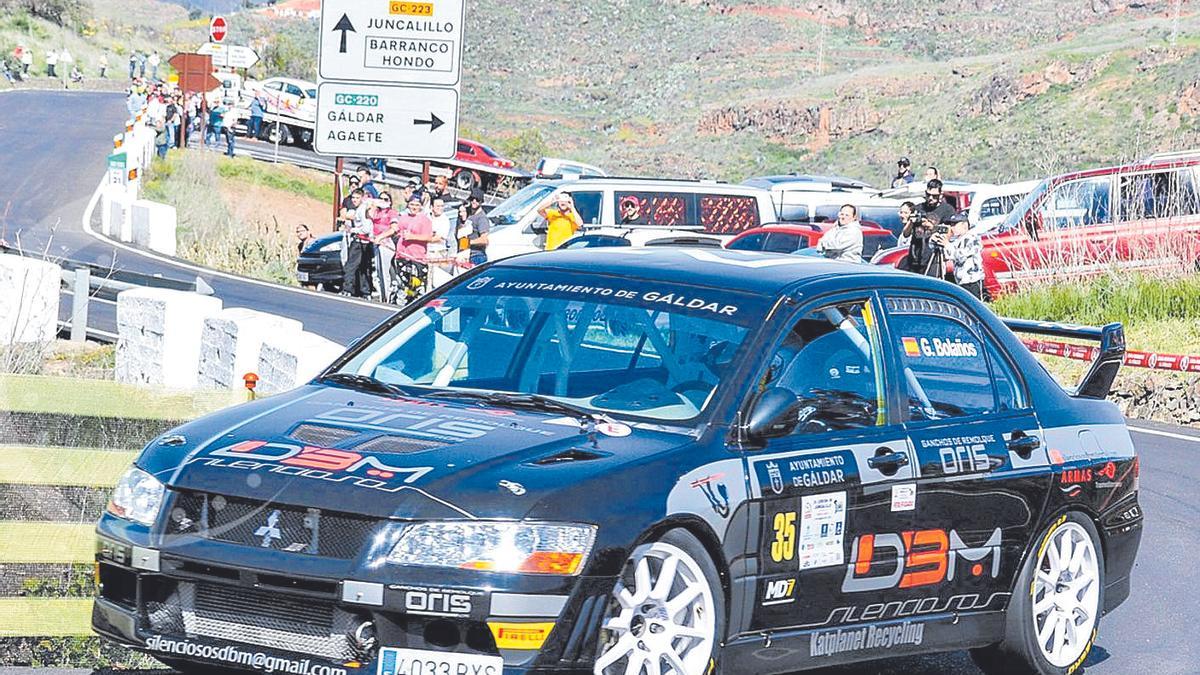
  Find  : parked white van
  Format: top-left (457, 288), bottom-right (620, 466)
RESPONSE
top-left (967, 179), bottom-right (1041, 231)
top-left (483, 177), bottom-right (777, 260)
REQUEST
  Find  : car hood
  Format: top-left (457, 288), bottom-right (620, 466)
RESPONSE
top-left (141, 385), bottom-right (693, 521)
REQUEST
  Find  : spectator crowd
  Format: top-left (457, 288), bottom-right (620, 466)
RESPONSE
top-left (3, 45), bottom-right (165, 88)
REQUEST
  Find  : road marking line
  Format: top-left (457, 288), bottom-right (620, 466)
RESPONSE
top-left (1128, 425), bottom-right (1200, 443)
top-left (80, 173), bottom-right (384, 318)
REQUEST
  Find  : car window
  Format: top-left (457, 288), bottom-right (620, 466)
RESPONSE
top-left (285, 84), bottom-right (303, 97)
top-left (615, 192), bottom-right (694, 227)
top-left (457, 142), bottom-right (471, 154)
top-left (759, 300), bottom-right (885, 435)
top-left (862, 232), bottom-right (897, 260)
top-left (479, 144), bottom-right (501, 159)
top-left (1039, 176), bottom-right (1111, 229)
top-left (699, 195), bottom-right (761, 234)
top-left (983, 336), bottom-right (1027, 411)
top-left (1117, 169), bottom-right (1200, 220)
top-left (727, 232), bottom-right (766, 251)
top-left (778, 204), bottom-right (808, 222)
top-left (763, 233), bottom-right (807, 254)
top-left (857, 207), bottom-right (903, 237)
top-left (568, 191), bottom-right (603, 225)
top-left (979, 197), bottom-right (1004, 220)
top-left (264, 81), bottom-right (282, 91)
top-left (884, 297), bottom-right (996, 420)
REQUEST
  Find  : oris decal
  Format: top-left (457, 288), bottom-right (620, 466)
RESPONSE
top-left (842, 527), bottom-right (1002, 593)
top-left (389, 585), bottom-right (482, 617)
top-left (201, 440), bottom-right (433, 492)
top-left (919, 435), bottom-right (997, 476)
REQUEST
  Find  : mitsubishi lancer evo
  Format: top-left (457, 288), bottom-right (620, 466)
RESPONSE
top-left (94, 247), bottom-right (1142, 675)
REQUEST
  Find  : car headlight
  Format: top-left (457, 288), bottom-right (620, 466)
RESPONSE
top-left (318, 240), bottom-right (343, 253)
top-left (387, 521), bottom-right (597, 575)
top-left (106, 467), bottom-right (165, 526)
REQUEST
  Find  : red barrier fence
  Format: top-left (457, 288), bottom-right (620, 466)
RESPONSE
top-left (1021, 338), bottom-right (1200, 373)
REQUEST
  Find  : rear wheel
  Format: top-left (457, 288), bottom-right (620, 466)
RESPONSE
top-left (454, 169), bottom-right (478, 191)
top-left (595, 529), bottom-right (724, 675)
top-left (971, 512), bottom-right (1103, 675)
top-left (264, 121), bottom-right (292, 145)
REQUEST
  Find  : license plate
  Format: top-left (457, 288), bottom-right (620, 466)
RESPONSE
top-left (297, 271), bottom-right (309, 282)
top-left (378, 648), bottom-right (503, 675)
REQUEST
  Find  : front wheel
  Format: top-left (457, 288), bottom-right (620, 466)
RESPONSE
top-left (971, 512), bottom-right (1104, 675)
top-left (594, 529), bottom-right (724, 675)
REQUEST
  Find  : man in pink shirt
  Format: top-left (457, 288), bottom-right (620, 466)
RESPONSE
top-left (391, 195), bottom-right (442, 304)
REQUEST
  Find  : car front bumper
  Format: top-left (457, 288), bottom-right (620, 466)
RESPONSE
top-left (93, 516), bottom-right (615, 675)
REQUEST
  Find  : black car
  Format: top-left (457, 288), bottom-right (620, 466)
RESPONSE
top-left (297, 233), bottom-right (345, 293)
top-left (95, 248), bottom-right (1141, 675)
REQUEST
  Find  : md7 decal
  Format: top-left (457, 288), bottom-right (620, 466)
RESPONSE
top-left (842, 527), bottom-right (1002, 593)
top-left (201, 440), bottom-right (433, 493)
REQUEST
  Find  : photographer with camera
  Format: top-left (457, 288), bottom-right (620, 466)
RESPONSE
top-left (932, 217), bottom-right (985, 299)
top-left (538, 193), bottom-right (584, 250)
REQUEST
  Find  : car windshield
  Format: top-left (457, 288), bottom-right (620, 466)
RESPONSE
top-left (479, 144), bottom-right (501, 158)
top-left (999, 179), bottom-right (1049, 233)
top-left (335, 269), bottom-right (766, 422)
top-left (305, 88), bottom-right (317, 98)
top-left (488, 183), bottom-right (556, 227)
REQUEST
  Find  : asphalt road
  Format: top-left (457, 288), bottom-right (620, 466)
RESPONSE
top-left (0, 89), bottom-right (392, 345)
top-left (0, 420), bottom-right (1194, 675)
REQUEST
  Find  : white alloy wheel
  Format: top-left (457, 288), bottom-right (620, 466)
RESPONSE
top-left (595, 541), bottom-right (717, 675)
top-left (1031, 521), bottom-right (1101, 668)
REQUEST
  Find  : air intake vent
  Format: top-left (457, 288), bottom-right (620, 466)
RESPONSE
top-left (355, 435), bottom-right (445, 454)
top-left (532, 448), bottom-right (608, 465)
top-left (289, 423), bottom-right (359, 447)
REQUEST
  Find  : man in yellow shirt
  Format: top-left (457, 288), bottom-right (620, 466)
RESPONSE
top-left (538, 193), bottom-right (584, 250)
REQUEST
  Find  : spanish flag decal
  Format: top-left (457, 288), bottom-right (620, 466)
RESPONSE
top-left (902, 337), bottom-right (921, 357)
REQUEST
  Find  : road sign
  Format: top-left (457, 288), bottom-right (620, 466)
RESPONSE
top-left (210, 15), bottom-right (228, 43)
top-left (317, 0), bottom-right (465, 86)
top-left (107, 152), bottom-right (127, 170)
top-left (197, 43), bottom-right (260, 69)
top-left (168, 53), bottom-right (219, 93)
top-left (314, 82), bottom-right (458, 159)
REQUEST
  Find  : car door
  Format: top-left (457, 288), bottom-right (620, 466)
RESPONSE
top-left (1116, 166), bottom-right (1200, 272)
top-left (878, 292), bottom-right (1046, 612)
top-left (742, 294), bottom-right (919, 634)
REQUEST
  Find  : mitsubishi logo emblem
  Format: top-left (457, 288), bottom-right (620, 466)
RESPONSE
top-left (254, 510), bottom-right (283, 548)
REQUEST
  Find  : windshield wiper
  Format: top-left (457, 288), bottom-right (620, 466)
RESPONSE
top-left (318, 373), bottom-right (409, 398)
top-left (427, 390), bottom-right (600, 422)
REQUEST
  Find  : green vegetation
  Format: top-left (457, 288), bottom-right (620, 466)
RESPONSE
top-left (992, 274), bottom-right (1200, 355)
top-left (0, 598), bottom-right (94, 636)
top-left (0, 446), bottom-right (137, 487)
top-left (20, 564), bottom-right (96, 598)
top-left (0, 373), bottom-right (241, 419)
top-left (144, 150), bottom-right (299, 285)
top-left (216, 155), bottom-right (333, 203)
top-left (0, 523), bottom-right (95, 564)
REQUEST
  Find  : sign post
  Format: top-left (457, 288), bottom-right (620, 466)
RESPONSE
top-left (313, 0), bottom-right (465, 160)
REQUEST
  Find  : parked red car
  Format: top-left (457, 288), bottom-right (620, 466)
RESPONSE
top-left (451, 138), bottom-right (518, 191)
top-left (726, 222), bottom-right (897, 261)
top-left (873, 154), bottom-right (1200, 297)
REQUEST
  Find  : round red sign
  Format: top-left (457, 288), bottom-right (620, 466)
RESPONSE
top-left (209, 16), bottom-right (228, 43)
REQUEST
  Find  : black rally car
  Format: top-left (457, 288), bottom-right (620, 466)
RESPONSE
top-left (95, 248), bottom-right (1141, 675)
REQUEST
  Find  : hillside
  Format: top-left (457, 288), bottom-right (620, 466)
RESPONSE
top-left (7, 0), bottom-right (1200, 186)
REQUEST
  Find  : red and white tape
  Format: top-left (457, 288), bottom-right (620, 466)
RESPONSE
top-left (1021, 338), bottom-right (1200, 373)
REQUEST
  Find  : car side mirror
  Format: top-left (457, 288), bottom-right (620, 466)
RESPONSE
top-left (744, 387), bottom-right (802, 441)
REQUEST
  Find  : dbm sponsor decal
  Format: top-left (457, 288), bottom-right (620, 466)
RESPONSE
top-left (200, 440), bottom-right (433, 493)
top-left (144, 635), bottom-right (346, 675)
top-left (842, 527), bottom-right (1001, 593)
top-left (809, 621), bottom-right (925, 657)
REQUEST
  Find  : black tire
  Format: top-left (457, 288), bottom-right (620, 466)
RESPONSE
top-left (971, 512), bottom-right (1104, 675)
top-left (454, 170), bottom-right (478, 191)
top-left (595, 528), bottom-right (725, 675)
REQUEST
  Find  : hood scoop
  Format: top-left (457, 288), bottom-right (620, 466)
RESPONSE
top-left (531, 448), bottom-right (610, 465)
top-left (288, 423), bottom-right (361, 446)
top-left (354, 435), bottom-right (446, 454)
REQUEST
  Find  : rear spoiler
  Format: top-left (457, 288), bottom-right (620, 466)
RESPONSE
top-left (1001, 318), bottom-right (1126, 399)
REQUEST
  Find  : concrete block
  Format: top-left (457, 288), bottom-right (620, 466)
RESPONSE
top-left (103, 189), bottom-right (133, 240)
top-left (257, 331), bottom-right (345, 395)
top-left (130, 200), bottom-right (178, 256)
top-left (198, 308), bottom-right (303, 390)
top-left (115, 288), bottom-right (222, 389)
top-left (0, 256), bottom-right (61, 345)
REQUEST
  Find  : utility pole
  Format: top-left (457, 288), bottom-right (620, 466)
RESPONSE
top-left (1170, 0), bottom-right (1181, 46)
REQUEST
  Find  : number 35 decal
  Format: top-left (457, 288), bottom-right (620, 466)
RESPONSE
top-left (770, 511), bottom-right (797, 562)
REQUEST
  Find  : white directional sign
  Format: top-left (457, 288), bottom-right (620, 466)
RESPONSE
top-left (197, 43), bottom-right (260, 69)
top-left (318, 0), bottom-right (466, 86)
top-left (314, 82), bottom-right (458, 160)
